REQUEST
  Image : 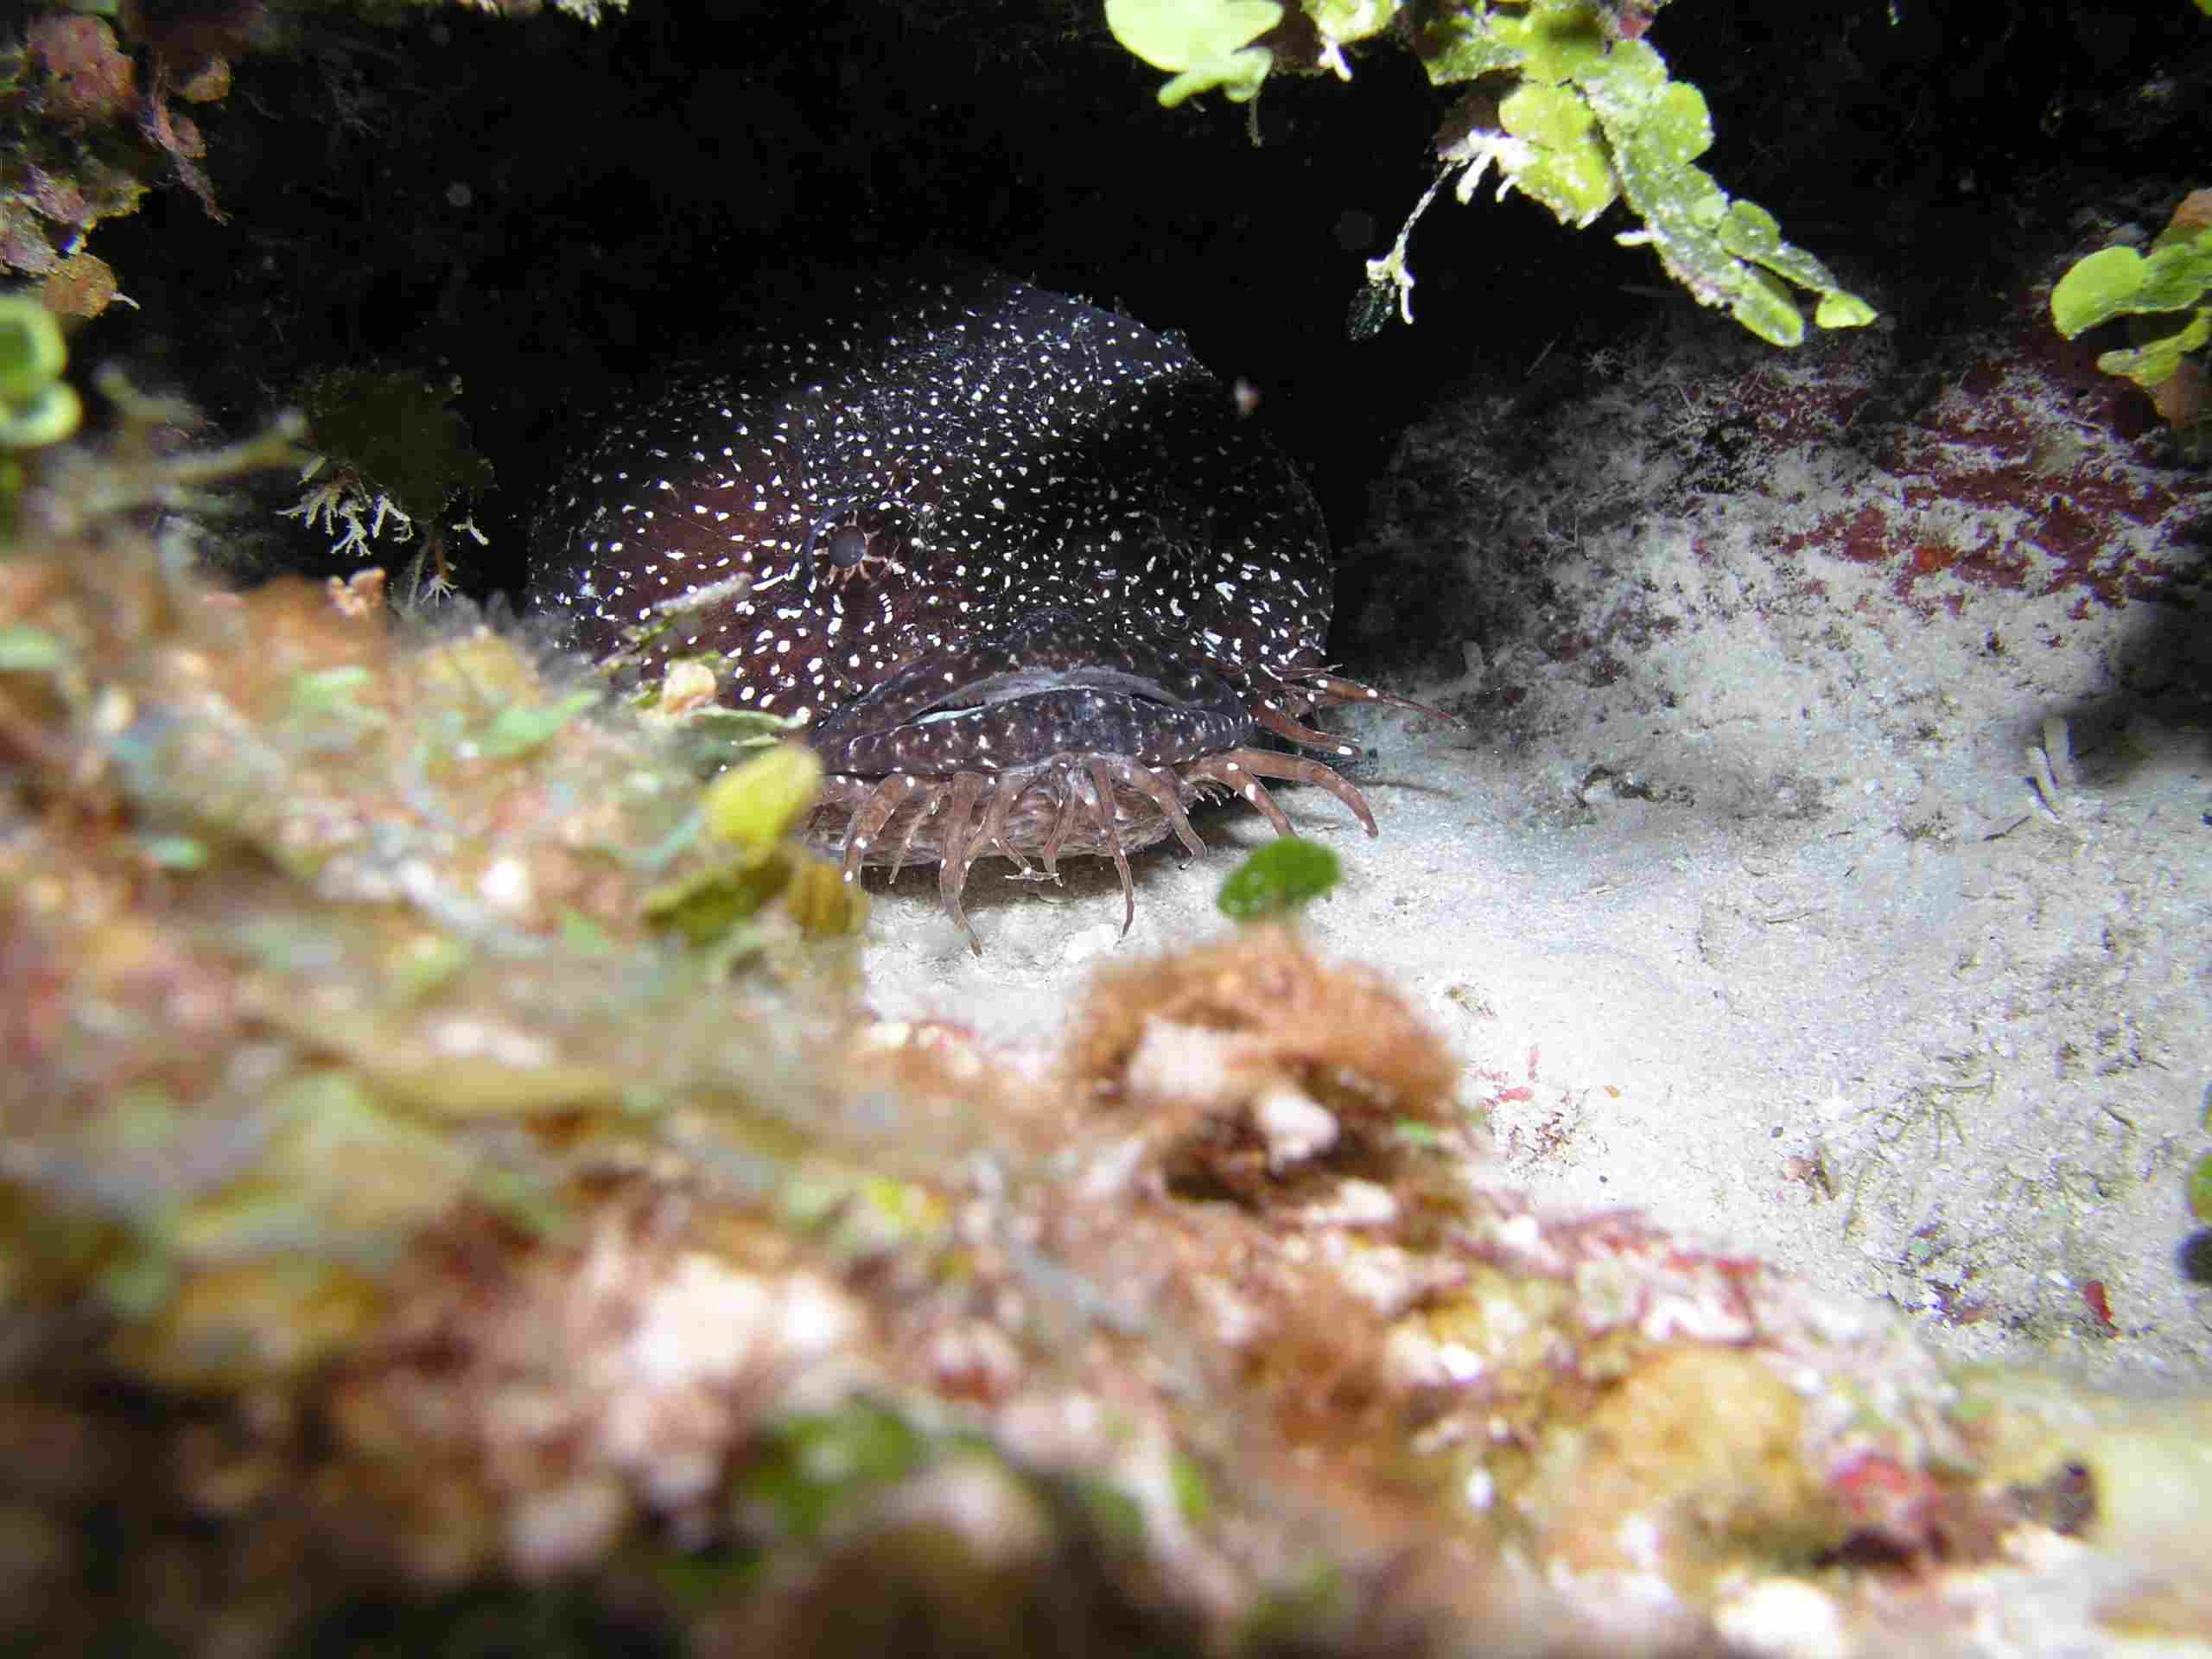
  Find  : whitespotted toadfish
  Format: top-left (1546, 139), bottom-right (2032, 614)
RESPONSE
top-left (530, 268), bottom-right (1433, 949)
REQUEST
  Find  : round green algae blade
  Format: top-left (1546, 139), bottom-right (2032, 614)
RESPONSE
top-left (1217, 836), bottom-right (1341, 921)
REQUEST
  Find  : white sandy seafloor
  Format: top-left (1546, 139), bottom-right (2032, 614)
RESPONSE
top-left (842, 295), bottom-right (2212, 1402)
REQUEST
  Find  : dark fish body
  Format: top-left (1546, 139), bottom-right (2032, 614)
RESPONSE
top-left (530, 269), bottom-right (1402, 944)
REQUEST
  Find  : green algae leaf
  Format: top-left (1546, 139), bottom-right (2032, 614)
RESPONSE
top-left (2051, 232), bottom-right (2212, 337)
top-left (470, 1161), bottom-right (575, 1242)
top-left (1243, 1560), bottom-right (1353, 1649)
top-left (556, 907), bottom-right (618, 956)
top-left (287, 665), bottom-right (385, 742)
top-left (476, 688), bottom-right (598, 760)
top-left (1498, 80), bottom-right (1614, 225)
top-left (1171, 1452), bottom-right (1214, 1523)
top-left (0, 625), bottom-right (69, 672)
top-left (1217, 836), bottom-right (1341, 920)
top-left (137, 833), bottom-right (210, 870)
top-left (1160, 46), bottom-right (1273, 104)
top-left (2096, 307), bottom-right (2212, 390)
top-left (0, 382), bottom-right (82, 449)
top-left (289, 665), bottom-right (376, 709)
top-left (382, 932), bottom-right (472, 1001)
top-left (2190, 1153), bottom-right (2212, 1225)
top-left (780, 857), bottom-right (868, 940)
top-left (666, 704), bottom-right (801, 776)
top-left (1419, 0), bottom-right (1606, 85)
top-left (2051, 203), bottom-right (2212, 438)
top-left (0, 296), bottom-right (67, 404)
top-left (642, 857), bottom-right (787, 944)
top-left (702, 741), bottom-right (823, 855)
top-left (738, 1405), bottom-right (931, 1544)
top-left (1106, 0), bottom-right (1282, 105)
top-left (1072, 1475), bottom-right (1149, 1552)
top-left (1309, 0), bottom-right (1397, 47)
top-left (0, 296), bottom-right (80, 450)
top-left (1816, 290), bottom-right (1878, 329)
top-left (1580, 40), bottom-right (1872, 346)
top-left (96, 1238), bottom-right (179, 1321)
top-left (2051, 245), bottom-right (2152, 336)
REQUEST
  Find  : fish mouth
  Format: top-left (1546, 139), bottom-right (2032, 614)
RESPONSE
top-left (805, 606), bottom-right (1255, 777)
top-left (800, 602), bottom-right (1408, 956)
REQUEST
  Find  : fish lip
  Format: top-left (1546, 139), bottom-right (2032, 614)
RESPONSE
top-left (907, 664), bottom-right (1207, 721)
top-left (806, 607), bottom-right (1254, 775)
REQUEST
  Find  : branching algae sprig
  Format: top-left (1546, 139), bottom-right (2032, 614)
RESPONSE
top-left (2052, 188), bottom-right (2212, 450)
top-left (1103, 1), bottom-right (1872, 347)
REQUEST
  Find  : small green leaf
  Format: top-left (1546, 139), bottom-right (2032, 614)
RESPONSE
top-left (737, 1406), bottom-right (931, 1544)
top-left (289, 665), bottom-right (381, 721)
top-left (1170, 1453), bottom-right (1214, 1523)
top-left (0, 626), bottom-right (69, 673)
top-left (476, 689), bottom-right (597, 760)
top-left (556, 907), bottom-right (618, 956)
top-left (138, 834), bottom-right (210, 870)
top-left (1498, 81), bottom-right (1615, 225)
top-left (1106, 0), bottom-right (1281, 71)
top-left (2189, 1153), bottom-right (2212, 1225)
top-left (384, 933), bottom-right (471, 1001)
top-left (1730, 267), bottom-right (1807, 348)
top-left (287, 664), bottom-right (386, 751)
top-left (0, 381), bottom-right (81, 449)
top-left (2052, 245), bottom-right (2152, 337)
top-left (1815, 291), bottom-right (1878, 329)
top-left (1217, 836), bottom-right (1342, 921)
top-left (96, 1241), bottom-right (177, 1320)
top-left (642, 858), bottom-right (786, 944)
top-left (470, 1163), bottom-right (575, 1242)
top-left (2094, 307), bottom-right (2212, 390)
top-left (0, 296), bottom-right (67, 404)
top-left (702, 741), bottom-right (823, 855)
top-left (1159, 48), bottom-right (1274, 105)
top-left (1105, 0), bottom-right (1281, 105)
top-left (2052, 232), bottom-right (2212, 337)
